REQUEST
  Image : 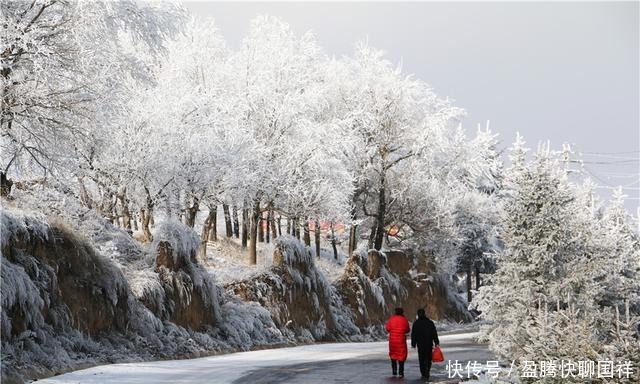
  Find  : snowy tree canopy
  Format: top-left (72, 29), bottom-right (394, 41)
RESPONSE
top-left (2, 4), bottom-right (636, 292)
top-left (1, 0), bottom-right (183, 181)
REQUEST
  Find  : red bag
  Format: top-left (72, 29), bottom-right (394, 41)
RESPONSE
top-left (432, 345), bottom-right (444, 363)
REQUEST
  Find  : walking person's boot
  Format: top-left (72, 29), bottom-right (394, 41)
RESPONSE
top-left (391, 359), bottom-right (397, 376)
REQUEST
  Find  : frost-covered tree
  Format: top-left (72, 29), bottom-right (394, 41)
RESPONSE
top-left (149, 19), bottom-right (229, 228)
top-left (474, 143), bottom-right (595, 360)
top-left (230, 15), bottom-right (326, 264)
top-left (332, 43), bottom-right (464, 253)
top-left (0, 0), bottom-right (181, 196)
top-left (469, 125), bottom-right (503, 194)
top-left (596, 189), bottom-right (640, 311)
top-left (475, 139), bottom-right (640, 381)
top-left (454, 191), bottom-right (498, 303)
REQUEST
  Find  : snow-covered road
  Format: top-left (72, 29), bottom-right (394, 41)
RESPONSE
top-left (39, 332), bottom-right (494, 383)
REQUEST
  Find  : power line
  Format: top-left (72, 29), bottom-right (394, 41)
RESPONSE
top-left (581, 150), bottom-right (640, 155)
top-left (582, 164), bottom-right (616, 187)
top-left (580, 159), bottom-right (639, 165)
top-left (596, 172), bottom-right (640, 178)
top-left (592, 186), bottom-right (640, 191)
top-left (579, 153), bottom-right (640, 160)
top-left (621, 179), bottom-right (640, 187)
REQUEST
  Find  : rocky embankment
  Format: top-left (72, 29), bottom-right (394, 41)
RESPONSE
top-left (1, 208), bottom-right (470, 383)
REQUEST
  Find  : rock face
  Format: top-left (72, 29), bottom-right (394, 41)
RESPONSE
top-left (1, 211), bottom-right (228, 384)
top-left (226, 237), bottom-right (335, 340)
top-left (1, 207), bottom-right (472, 384)
top-left (334, 249), bottom-right (472, 327)
top-left (129, 221), bottom-right (221, 331)
top-left (153, 240), bottom-right (218, 330)
top-left (333, 251), bottom-right (387, 327)
top-left (1, 217), bottom-right (130, 339)
top-left (229, 242), bottom-right (472, 341)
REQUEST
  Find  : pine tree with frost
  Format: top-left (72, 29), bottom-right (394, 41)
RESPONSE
top-left (476, 138), bottom-right (640, 382)
top-left (594, 190), bottom-right (640, 381)
top-left (475, 142), bottom-right (599, 367)
top-left (596, 189), bottom-right (640, 312)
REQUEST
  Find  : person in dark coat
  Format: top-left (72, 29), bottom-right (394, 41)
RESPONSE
top-left (411, 308), bottom-right (440, 380)
top-left (385, 307), bottom-right (411, 377)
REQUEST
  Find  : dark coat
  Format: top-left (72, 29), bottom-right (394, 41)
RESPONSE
top-left (385, 314), bottom-right (410, 361)
top-left (411, 316), bottom-right (439, 348)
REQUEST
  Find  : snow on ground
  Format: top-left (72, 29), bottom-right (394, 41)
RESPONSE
top-left (203, 238), bottom-right (274, 284)
top-left (38, 332), bottom-right (483, 384)
top-left (203, 235), bottom-right (347, 285)
top-left (314, 248), bottom-right (348, 283)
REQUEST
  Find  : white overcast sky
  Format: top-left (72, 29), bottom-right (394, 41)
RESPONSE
top-left (181, 1), bottom-right (639, 212)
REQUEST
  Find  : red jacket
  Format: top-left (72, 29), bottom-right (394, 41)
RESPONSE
top-left (385, 314), bottom-right (410, 361)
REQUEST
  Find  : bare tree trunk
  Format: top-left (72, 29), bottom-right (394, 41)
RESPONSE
top-left (475, 265), bottom-right (481, 290)
top-left (200, 209), bottom-right (216, 261)
top-left (132, 214), bottom-right (139, 231)
top-left (265, 210), bottom-right (271, 243)
top-left (303, 218), bottom-right (311, 247)
top-left (241, 206), bottom-right (248, 248)
top-left (140, 187), bottom-right (154, 242)
top-left (249, 199), bottom-right (260, 265)
top-left (330, 222), bottom-right (338, 260)
top-left (277, 216), bottom-right (282, 237)
top-left (232, 205), bottom-right (240, 238)
top-left (373, 177), bottom-right (386, 250)
top-left (347, 204), bottom-right (358, 257)
top-left (208, 205), bottom-right (218, 242)
top-left (185, 196), bottom-right (199, 228)
top-left (78, 177), bottom-right (93, 209)
top-left (314, 219), bottom-right (321, 258)
top-left (271, 211), bottom-right (278, 240)
top-left (293, 218), bottom-right (300, 240)
top-left (467, 263), bottom-right (473, 303)
top-left (223, 204), bottom-right (233, 237)
top-left (258, 212), bottom-right (265, 243)
top-left (116, 187), bottom-right (132, 231)
top-left (101, 190), bottom-right (116, 224)
top-left (0, 171), bottom-right (13, 197)
top-left (368, 224), bottom-right (377, 249)
top-left (141, 209), bottom-right (152, 242)
top-left (286, 217), bottom-right (291, 235)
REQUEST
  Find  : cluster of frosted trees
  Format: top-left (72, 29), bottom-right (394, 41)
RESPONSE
top-left (2, 1), bottom-right (638, 364)
top-left (474, 137), bottom-right (640, 381)
top-left (1, 1), bottom-right (502, 268)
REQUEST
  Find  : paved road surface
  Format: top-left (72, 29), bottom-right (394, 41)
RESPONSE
top-left (39, 331), bottom-right (494, 384)
top-left (234, 331), bottom-right (495, 383)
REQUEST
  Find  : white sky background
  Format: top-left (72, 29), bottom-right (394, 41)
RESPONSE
top-left (181, 1), bottom-right (640, 214)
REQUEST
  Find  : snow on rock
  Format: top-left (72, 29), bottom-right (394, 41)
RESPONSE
top-left (143, 220), bottom-right (222, 330)
top-left (226, 235), bottom-right (338, 341)
top-left (1, 209), bottom-right (133, 382)
top-left (334, 248), bottom-right (473, 330)
top-left (211, 297), bottom-right (292, 351)
top-left (1, 199), bottom-right (473, 383)
top-left (150, 220), bottom-right (201, 265)
top-left (0, 208), bottom-right (49, 247)
top-left (0, 206), bottom-right (288, 383)
top-left (334, 249), bottom-right (387, 329)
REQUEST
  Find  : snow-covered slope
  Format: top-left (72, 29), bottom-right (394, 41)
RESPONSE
top-left (0, 208), bottom-right (293, 383)
top-left (1, 199), bottom-right (472, 383)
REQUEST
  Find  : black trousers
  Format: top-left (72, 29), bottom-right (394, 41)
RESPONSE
top-left (391, 359), bottom-right (404, 375)
top-left (417, 346), bottom-right (432, 378)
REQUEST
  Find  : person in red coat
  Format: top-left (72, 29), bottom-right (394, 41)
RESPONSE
top-left (385, 307), bottom-right (411, 377)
